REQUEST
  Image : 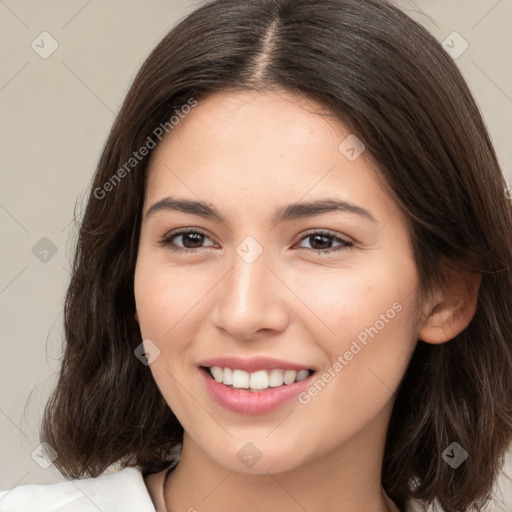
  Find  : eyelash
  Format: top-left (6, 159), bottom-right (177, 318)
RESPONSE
top-left (158, 228), bottom-right (353, 255)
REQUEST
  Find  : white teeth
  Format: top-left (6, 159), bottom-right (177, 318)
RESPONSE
top-left (249, 370), bottom-right (268, 390)
top-left (223, 367), bottom-right (233, 385)
top-left (211, 366), bottom-right (223, 382)
top-left (208, 366), bottom-right (312, 390)
top-left (283, 370), bottom-right (297, 385)
top-left (231, 369), bottom-right (250, 389)
top-left (296, 369), bottom-right (310, 382)
top-left (268, 369), bottom-right (284, 387)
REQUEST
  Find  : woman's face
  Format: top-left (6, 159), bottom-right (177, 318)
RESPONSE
top-left (134, 90), bottom-right (423, 474)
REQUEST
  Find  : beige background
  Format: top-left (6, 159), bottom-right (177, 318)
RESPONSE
top-left (0, 0), bottom-right (511, 509)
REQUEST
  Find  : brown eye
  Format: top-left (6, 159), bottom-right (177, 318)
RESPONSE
top-left (160, 229), bottom-right (216, 253)
top-left (297, 230), bottom-right (353, 254)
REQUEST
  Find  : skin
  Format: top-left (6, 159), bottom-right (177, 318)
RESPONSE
top-left (134, 89), bottom-right (480, 512)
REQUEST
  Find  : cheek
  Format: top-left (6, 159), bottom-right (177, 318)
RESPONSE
top-left (294, 283), bottom-right (418, 442)
top-left (133, 257), bottom-right (202, 413)
top-left (299, 252), bottom-right (419, 393)
top-left (304, 257), bottom-right (417, 343)
top-left (134, 251), bottom-right (208, 341)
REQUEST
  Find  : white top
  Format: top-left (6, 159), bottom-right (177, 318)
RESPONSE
top-left (0, 466), bottom-right (157, 512)
top-left (0, 464), bottom-right (425, 512)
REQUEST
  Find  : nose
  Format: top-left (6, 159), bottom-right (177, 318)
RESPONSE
top-left (211, 244), bottom-right (290, 341)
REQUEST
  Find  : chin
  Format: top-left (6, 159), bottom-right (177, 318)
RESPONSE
top-left (204, 440), bottom-right (309, 475)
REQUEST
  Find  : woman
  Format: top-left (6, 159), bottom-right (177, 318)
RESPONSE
top-left (1, 0), bottom-right (511, 511)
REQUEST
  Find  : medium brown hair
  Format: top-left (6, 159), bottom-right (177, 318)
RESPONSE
top-left (41, 1), bottom-right (512, 510)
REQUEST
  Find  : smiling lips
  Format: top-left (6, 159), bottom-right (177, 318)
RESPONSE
top-left (198, 356), bottom-right (316, 414)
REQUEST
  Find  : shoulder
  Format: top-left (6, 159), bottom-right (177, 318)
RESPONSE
top-left (0, 466), bottom-right (156, 512)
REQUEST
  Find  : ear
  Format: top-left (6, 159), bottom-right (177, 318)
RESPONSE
top-left (418, 267), bottom-right (481, 344)
top-left (134, 310), bottom-right (139, 322)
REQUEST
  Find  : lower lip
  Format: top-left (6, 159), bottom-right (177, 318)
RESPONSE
top-left (200, 367), bottom-right (315, 415)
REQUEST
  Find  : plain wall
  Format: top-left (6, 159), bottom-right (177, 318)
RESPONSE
top-left (0, 0), bottom-right (511, 509)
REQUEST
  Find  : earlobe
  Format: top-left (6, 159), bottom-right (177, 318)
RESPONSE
top-left (418, 268), bottom-right (482, 345)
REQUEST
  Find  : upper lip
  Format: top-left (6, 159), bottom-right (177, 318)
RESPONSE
top-left (198, 356), bottom-right (314, 373)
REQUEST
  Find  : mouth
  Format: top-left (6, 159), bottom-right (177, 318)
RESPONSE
top-left (200, 365), bottom-right (316, 392)
top-left (197, 355), bottom-right (318, 414)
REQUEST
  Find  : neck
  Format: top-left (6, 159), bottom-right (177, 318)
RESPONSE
top-left (161, 404), bottom-right (399, 512)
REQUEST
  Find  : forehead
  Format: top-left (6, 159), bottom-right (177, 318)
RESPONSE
top-left (143, 89), bottom-right (401, 227)
top-left (150, 89), bottom-right (342, 160)
top-left (148, 91), bottom-right (352, 174)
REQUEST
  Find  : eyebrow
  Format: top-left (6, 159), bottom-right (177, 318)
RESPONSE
top-left (145, 196), bottom-right (377, 223)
